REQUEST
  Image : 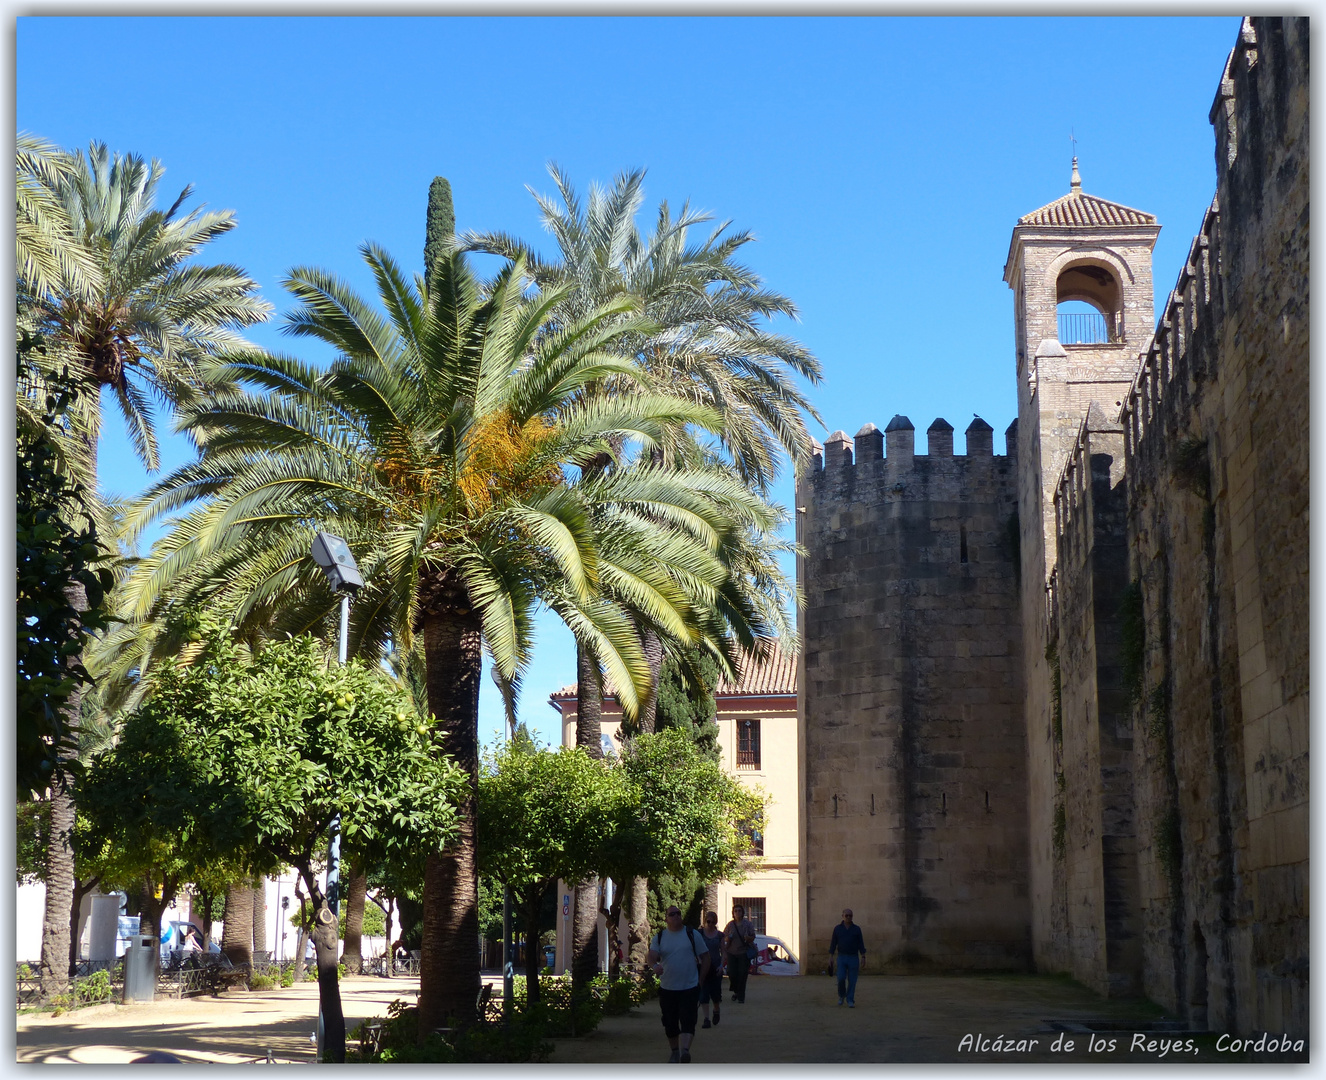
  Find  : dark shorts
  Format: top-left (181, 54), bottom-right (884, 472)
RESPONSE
top-left (658, 985), bottom-right (701, 1037)
top-left (698, 967), bottom-right (723, 1005)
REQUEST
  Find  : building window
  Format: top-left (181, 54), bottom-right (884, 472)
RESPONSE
top-left (737, 719), bottom-right (761, 770)
top-left (741, 819), bottom-right (764, 856)
top-left (733, 897), bottom-right (766, 935)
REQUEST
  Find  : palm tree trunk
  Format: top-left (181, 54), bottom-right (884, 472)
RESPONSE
top-left (637, 625), bottom-right (663, 734)
top-left (39, 772), bottom-right (76, 1000)
top-left (571, 645), bottom-right (603, 998)
top-left (624, 625), bottom-right (665, 970)
top-left (417, 597), bottom-right (483, 1041)
top-left (574, 644), bottom-right (603, 754)
top-left (39, 581), bottom-right (86, 1001)
top-left (222, 881), bottom-right (254, 968)
top-left (252, 882), bottom-right (267, 958)
top-left (628, 877), bottom-right (651, 970)
top-left (342, 865), bottom-right (366, 975)
top-left (602, 883), bottom-right (626, 980)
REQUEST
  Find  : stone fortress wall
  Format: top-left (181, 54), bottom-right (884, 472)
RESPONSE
top-left (1107, 16), bottom-right (1307, 1036)
top-left (798, 16), bottom-right (1306, 1038)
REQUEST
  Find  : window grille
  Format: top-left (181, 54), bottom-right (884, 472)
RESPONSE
top-left (733, 897), bottom-right (766, 935)
top-left (737, 718), bottom-right (761, 770)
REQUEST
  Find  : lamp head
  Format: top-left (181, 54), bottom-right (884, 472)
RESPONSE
top-left (311, 532), bottom-right (364, 594)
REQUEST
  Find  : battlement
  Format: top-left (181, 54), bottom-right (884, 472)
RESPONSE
top-left (1123, 18), bottom-right (1307, 482)
top-left (1119, 200), bottom-right (1220, 473)
top-left (808, 415), bottom-right (1018, 473)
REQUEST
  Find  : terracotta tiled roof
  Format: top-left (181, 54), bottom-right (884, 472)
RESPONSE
top-left (715, 649), bottom-right (798, 695)
top-left (1018, 191), bottom-right (1156, 228)
top-left (549, 646), bottom-right (798, 702)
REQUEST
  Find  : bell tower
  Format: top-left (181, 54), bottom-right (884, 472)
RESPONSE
top-left (1005, 157), bottom-right (1160, 577)
top-left (1005, 160), bottom-right (1159, 972)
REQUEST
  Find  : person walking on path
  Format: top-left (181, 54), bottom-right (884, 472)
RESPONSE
top-left (723, 903), bottom-right (756, 1004)
top-left (647, 905), bottom-right (711, 1063)
top-left (698, 911), bottom-right (725, 1029)
top-left (829, 908), bottom-right (866, 1007)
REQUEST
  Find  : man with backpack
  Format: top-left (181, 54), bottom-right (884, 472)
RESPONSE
top-left (647, 905), bottom-right (711, 1063)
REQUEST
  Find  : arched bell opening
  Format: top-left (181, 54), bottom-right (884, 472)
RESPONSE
top-left (1056, 261), bottom-right (1122, 343)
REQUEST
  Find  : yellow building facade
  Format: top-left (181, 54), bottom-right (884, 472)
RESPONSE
top-left (549, 651), bottom-right (801, 970)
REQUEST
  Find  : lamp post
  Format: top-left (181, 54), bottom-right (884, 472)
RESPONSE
top-left (492, 667), bottom-right (514, 1028)
top-left (310, 532), bottom-right (362, 1063)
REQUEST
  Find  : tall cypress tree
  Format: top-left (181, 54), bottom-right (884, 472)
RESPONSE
top-left (423, 176), bottom-right (455, 291)
top-left (651, 647), bottom-right (721, 761)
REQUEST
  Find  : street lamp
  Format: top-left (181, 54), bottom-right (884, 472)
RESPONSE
top-left (310, 532), bottom-right (361, 1063)
top-left (492, 666), bottom-right (515, 1028)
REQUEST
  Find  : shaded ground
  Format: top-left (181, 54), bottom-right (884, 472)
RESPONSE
top-left (549, 973), bottom-right (1308, 1064)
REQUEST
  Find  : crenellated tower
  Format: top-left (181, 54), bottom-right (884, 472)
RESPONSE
top-left (796, 415), bottom-right (1028, 972)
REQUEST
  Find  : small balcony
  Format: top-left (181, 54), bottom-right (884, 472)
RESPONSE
top-left (1057, 312), bottom-right (1118, 345)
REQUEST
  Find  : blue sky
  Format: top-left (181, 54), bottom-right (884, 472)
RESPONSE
top-left (17, 14), bottom-right (1242, 747)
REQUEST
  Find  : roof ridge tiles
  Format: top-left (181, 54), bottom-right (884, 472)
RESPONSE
top-left (1018, 190), bottom-right (1157, 228)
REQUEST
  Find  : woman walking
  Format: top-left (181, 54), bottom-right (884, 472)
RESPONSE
top-left (698, 911), bottom-right (725, 1028)
top-left (723, 903), bottom-right (756, 1004)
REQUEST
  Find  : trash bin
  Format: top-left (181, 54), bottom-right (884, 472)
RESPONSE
top-left (123, 935), bottom-right (158, 1003)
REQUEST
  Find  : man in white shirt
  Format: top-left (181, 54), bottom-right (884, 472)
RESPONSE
top-left (647, 905), bottom-right (711, 1063)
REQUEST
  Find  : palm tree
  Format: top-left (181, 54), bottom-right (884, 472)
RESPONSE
top-left (21, 140), bottom-right (271, 479)
top-left (463, 164), bottom-right (823, 495)
top-left (17, 133), bottom-right (98, 308)
top-left (17, 138), bottom-right (269, 1002)
top-left (465, 166), bottom-right (818, 975)
top-left (115, 241), bottom-right (774, 1035)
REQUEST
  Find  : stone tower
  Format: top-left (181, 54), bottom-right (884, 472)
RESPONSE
top-left (1005, 162), bottom-right (1158, 987)
top-left (797, 415), bottom-right (1028, 972)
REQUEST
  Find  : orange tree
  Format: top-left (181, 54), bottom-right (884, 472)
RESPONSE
top-left (80, 617), bottom-right (464, 1061)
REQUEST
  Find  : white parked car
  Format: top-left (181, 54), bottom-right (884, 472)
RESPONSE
top-left (749, 934), bottom-right (799, 976)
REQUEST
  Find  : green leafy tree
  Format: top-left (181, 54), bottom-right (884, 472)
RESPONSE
top-left (603, 728), bottom-right (765, 973)
top-left (115, 231), bottom-right (773, 1036)
top-left (477, 741), bottom-right (631, 1003)
top-left (79, 617), bottom-right (466, 1061)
